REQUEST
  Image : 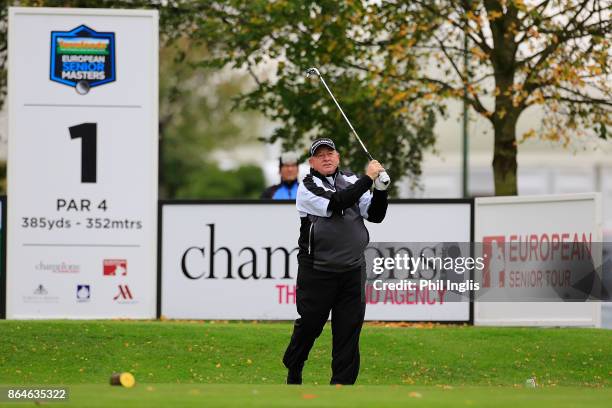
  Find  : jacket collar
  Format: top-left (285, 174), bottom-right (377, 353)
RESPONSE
top-left (310, 167), bottom-right (338, 189)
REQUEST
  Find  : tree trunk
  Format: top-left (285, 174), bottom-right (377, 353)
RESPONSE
top-left (486, 3), bottom-right (520, 196)
top-left (492, 116), bottom-right (518, 195)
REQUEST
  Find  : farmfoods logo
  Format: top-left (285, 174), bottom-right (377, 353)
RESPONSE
top-left (50, 25), bottom-right (116, 94)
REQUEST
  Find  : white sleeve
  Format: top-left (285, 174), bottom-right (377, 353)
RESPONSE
top-left (296, 181), bottom-right (332, 218)
top-left (358, 190), bottom-right (373, 219)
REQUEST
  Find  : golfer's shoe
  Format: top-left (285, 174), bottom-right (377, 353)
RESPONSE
top-left (286, 365), bottom-right (303, 385)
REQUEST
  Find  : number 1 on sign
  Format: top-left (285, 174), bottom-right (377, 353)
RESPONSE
top-left (69, 123), bottom-right (97, 183)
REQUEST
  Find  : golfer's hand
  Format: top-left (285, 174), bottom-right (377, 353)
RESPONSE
top-left (366, 160), bottom-right (384, 180)
top-left (374, 172), bottom-right (390, 191)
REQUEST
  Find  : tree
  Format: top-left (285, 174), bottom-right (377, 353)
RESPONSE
top-left (187, 0), bottom-right (610, 195)
top-left (159, 37), bottom-right (266, 199)
top-left (192, 1), bottom-right (438, 191)
top-left (405, 0), bottom-right (611, 194)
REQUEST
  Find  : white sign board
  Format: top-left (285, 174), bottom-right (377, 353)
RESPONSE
top-left (474, 193), bottom-right (602, 327)
top-left (161, 201), bottom-right (471, 321)
top-left (7, 7), bottom-right (158, 318)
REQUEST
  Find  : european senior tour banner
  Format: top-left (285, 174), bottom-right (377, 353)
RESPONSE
top-left (474, 193), bottom-right (604, 327)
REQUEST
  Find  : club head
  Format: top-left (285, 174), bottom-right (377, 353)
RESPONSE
top-left (305, 67), bottom-right (321, 79)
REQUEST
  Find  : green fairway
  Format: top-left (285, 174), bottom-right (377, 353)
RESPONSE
top-left (1, 320), bottom-right (610, 386)
top-left (0, 321), bottom-right (609, 406)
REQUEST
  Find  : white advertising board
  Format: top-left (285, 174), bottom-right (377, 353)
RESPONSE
top-left (161, 201), bottom-right (472, 321)
top-left (474, 193), bottom-right (602, 327)
top-left (7, 8), bottom-right (158, 318)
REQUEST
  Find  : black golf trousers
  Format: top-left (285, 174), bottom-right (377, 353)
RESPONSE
top-left (282, 264), bottom-right (366, 385)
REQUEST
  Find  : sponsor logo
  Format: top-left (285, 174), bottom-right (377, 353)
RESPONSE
top-left (482, 236), bottom-right (506, 288)
top-left (50, 25), bottom-right (116, 94)
top-left (104, 259), bottom-right (127, 276)
top-left (481, 232), bottom-right (592, 289)
top-left (35, 261), bottom-right (80, 274)
top-left (76, 284), bottom-right (91, 302)
top-left (113, 285), bottom-right (136, 304)
top-left (23, 284), bottom-right (59, 304)
top-left (181, 224), bottom-right (298, 280)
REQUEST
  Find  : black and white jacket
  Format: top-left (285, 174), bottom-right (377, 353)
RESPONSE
top-left (296, 168), bottom-right (388, 272)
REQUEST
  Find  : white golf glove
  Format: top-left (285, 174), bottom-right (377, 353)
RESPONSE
top-left (374, 171), bottom-right (390, 191)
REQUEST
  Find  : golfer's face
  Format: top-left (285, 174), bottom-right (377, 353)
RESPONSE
top-left (310, 146), bottom-right (339, 176)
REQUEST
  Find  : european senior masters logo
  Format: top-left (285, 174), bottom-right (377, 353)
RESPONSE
top-left (50, 25), bottom-right (116, 94)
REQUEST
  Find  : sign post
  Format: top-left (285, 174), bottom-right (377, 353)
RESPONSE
top-left (7, 7), bottom-right (158, 318)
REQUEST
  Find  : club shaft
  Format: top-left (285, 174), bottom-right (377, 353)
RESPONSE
top-left (316, 74), bottom-right (373, 161)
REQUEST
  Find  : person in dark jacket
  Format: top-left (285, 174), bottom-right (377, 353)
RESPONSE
top-left (261, 152), bottom-right (300, 199)
top-left (282, 138), bottom-right (389, 385)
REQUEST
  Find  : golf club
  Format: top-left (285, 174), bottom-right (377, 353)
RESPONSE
top-left (305, 67), bottom-right (390, 186)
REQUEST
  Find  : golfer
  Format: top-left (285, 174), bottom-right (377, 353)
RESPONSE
top-left (283, 138), bottom-right (389, 385)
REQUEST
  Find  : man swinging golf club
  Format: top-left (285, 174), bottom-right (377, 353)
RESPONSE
top-left (282, 135), bottom-right (389, 385)
top-left (282, 137), bottom-right (389, 385)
